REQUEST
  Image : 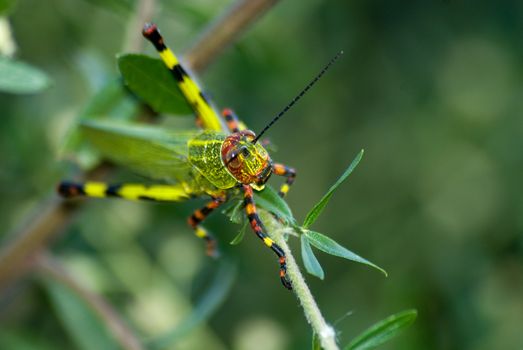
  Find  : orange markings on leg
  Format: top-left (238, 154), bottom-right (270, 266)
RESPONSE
top-left (194, 210), bottom-right (205, 220)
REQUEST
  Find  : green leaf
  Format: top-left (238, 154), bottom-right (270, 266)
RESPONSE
top-left (345, 309), bottom-right (417, 350)
top-left (304, 230), bottom-right (387, 276)
top-left (0, 329), bottom-right (55, 350)
top-left (222, 200), bottom-right (244, 225)
top-left (83, 0), bottom-right (134, 16)
top-left (148, 260), bottom-right (236, 349)
top-left (230, 221), bottom-right (248, 245)
top-left (0, 57), bottom-right (51, 94)
top-left (301, 235), bottom-right (324, 280)
top-left (43, 278), bottom-right (120, 350)
top-left (78, 78), bottom-right (139, 121)
top-left (254, 185), bottom-right (295, 224)
top-left (312, 332), bottom-right (321, 350)
top-left (59, 78), bottom-right (140, 169)
top-left (303, 149), bottom-right (364, 228)
top-left (117, 54), bottom-right (192, 115)
top-left (0, 0), bottom-right (17, 14)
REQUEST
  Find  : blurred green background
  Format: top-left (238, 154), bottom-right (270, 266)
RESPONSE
top-left (1, 0), bottom-right (523, 349)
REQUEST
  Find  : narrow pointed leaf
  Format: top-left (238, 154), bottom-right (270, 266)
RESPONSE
top-left (303, 149), bottom-right (364, 228)
top-left (117, 54), bottom-right (192, 115)
top-left (304, 230), bottom-right (387, 276)
top-left (43, 278), bottom-right (120, 350)
top-left (301, 235), bottom-right (324, 279)
top-left (0, 57), bottom-right (51, 94)
top-left (254, 185), bottom-right (295, 224)
top-left (223, 200), bottom-right (244, 225)
top-left (230, 222), bottom-right (248, 245)
top-left (345, 309), bottom-right (417, 350)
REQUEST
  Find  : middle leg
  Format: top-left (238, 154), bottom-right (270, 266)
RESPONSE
top-left (272, 163), bottom-right (296, 198)
top-left (187, 194), bottom-right (227, 257)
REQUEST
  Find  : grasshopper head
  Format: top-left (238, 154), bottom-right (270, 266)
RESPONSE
top-left (221, 130), bottom-right (272, 188)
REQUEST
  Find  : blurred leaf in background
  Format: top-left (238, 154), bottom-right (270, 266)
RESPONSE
top-left (0, 57), bottom-right (51, 93)
top-left (1, 0), bottom-right (523, 349)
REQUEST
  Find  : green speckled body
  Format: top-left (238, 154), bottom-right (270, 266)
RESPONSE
top-left (188, 131), bottom-right (238, 190)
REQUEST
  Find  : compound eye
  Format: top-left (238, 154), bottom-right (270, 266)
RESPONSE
top-left (227, 151), bottom-right (242, 169)
top-left (240, 146), bottom-right (250, 157)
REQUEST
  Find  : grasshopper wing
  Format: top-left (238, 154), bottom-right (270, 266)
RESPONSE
top-left (81, 120), bottom-right (198, 183)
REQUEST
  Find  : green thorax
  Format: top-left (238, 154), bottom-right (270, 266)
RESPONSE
top-left (188, 131), bottom-right (238, 189)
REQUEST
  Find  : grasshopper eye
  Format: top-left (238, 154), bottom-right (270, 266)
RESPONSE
top-left (225, 149), bottom-right (242, 168)
top-left (228, 155), bottom-right (241, 169)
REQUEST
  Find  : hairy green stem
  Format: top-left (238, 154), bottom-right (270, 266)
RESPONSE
top-left (259, 210), bottom-right (339, 350)
top-left (0, 17), bottom-right (16, 57)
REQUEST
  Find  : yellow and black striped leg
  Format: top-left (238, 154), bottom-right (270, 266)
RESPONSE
top-left (142, 23), bottom-right (225, 132)
top-left (57, 181), bottom-right (191, 201)
top-left (243, 185), bottom-right (292, 290)
top-left (272, 163), bottom-right (296, 198)
top-left (222, 108), bottom-right (248, 133)
top-left (187, 195), bottom-right (227, 257)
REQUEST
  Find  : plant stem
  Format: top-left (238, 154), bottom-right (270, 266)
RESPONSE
top-left (123, 0), bottom-right (156, 52)
top-left (35, 253), bottom-right (144, 350)
top-left (185, 0), bottom-right (280, 72)
top-left (259, 210), bottom-right (339, 350)
top-left (0, 17), bottom-right (17, 57)
top-left (0, 0), bottom-right (279, 292)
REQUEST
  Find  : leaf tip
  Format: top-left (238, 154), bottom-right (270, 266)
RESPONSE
top-left (371, 263), bottom-right (388, 277)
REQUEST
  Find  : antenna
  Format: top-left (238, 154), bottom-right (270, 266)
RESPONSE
top-left (253, 50), bottom-right (344, 143)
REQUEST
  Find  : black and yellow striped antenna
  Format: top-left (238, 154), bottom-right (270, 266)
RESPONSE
top-left (253, 50), bottom-right (344, 144)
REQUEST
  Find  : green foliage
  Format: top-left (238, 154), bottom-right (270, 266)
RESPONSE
top-left (230, 221), bottom-right (248, 245)
top-left (78, 79), bottom-right (139, 122)
top-left (83, 0), bottom-right (134, 16)
top-left (117, 54), bottom-right (192, 115)
top-left (43, 278), bottom-right (120, 350)
top-left (296, 149), bottom-right (386, 278)
top-left (303, 149), bottom-right (364, 228)
top-left (6, 1), bottom-right (521, 348)
top-left (345, 310), bottom-right (418, 350)
top-left (312, 332), bottom-right (321, 350)
top-left (301, 234), bottom-right (325, 279)
top-left (304, 230), bottom-right (387, 276)
top-left (0, 0), bottom-right (16, 14)
top-left (0, 329), bottom-right (55, 350)
top-left (61, 78), bottom-right (140, 168)
top-left (223, 185), bottom-right (294, 245)
top-left (0, 57), bottom-right (51, 94)
top-left (217, 147), bottom-right (383, 281)
top-left (80, 120), bottom-right (196, 181)
top-left (147, 261), bottom-right (236, 350)
top-left (223, 199), bottom-right (244, 225)
top-left (253, 185), bottom-right (295, 225)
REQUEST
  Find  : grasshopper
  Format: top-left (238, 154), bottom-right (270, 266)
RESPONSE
top-left (58, 23), bottom-right (341, 289)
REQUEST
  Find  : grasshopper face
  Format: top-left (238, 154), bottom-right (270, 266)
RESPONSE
top-left (221, 130), bottom-right (272, 188)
